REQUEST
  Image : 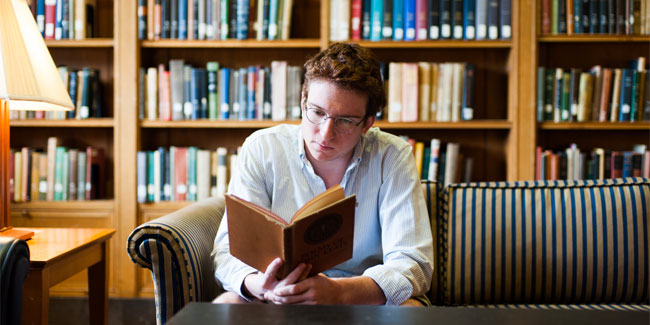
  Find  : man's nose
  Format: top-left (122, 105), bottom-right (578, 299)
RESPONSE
top-left (319, 118), bottom-right (336, 139)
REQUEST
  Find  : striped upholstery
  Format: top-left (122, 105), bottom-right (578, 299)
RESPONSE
top-left (440, 178), bottom-right (649, 305)
top-left (127, 196), bottom-right (225, 325)
top-left (421, 180), bottom-right (442, 304)
top-left (126, 178), bottom-right (648, 323)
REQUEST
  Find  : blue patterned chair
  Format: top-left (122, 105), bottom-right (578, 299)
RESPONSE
top-left (436, 177), bottom-right (649, 311)
top-left (127, 178), bottom-right (649, 324)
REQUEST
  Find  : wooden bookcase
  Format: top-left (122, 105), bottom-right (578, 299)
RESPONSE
top-left (517, 1), bottom-right (650, 181)
top-left (8, 0), bottom-right (648, 298)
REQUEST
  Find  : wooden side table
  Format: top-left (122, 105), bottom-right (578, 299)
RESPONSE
top-left (17, 227), bottom-right (115, 325)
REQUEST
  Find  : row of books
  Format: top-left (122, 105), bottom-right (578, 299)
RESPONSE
top-left (27, 0), bottom-right (96, 40)
top-left (137, 0), bottom-right (294, 40)
top-left (387, 62), bottom-right (475, 122)
top-left (137, 146), bottom-right (239, 203)
top-left (402, 137), bottom-right (473, 186)
top-left (9, 66), bottom-right (104, 120)
top-left (536, 144), bottom-right (650, 180)
top-left (536, 58), bottom-right (650, 122)
top-left (9, 137), bottom-right (106, 202)
top-left (330, 0), bottom-right (512, 41)
top-left (139, 60), bottom-right (302, 121)
top-left (541, 0), bottom-right (650, 35)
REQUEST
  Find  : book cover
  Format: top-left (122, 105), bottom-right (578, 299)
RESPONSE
top-left (226, 185), bottom-right (356, 278)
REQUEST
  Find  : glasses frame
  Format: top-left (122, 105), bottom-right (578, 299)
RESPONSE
top-left (303, 106), bottom-right (366, 134)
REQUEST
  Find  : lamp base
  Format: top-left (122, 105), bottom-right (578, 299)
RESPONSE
top-left (0, 227), bottom-right (34, 240)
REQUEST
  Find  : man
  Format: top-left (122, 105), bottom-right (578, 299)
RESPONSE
top-left (212, 43), bottom-right (433, 306)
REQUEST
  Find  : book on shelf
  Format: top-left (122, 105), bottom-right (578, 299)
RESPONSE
top-left (226, 184), bottom-right (356, 278)
top-left (535, 144), bottom-right (650, 180)
top-left (537, 58), bottom-right (649, 122)
top-left (10, 139), bottom-right (105, 202)
top-left (35, 0), bottom-right (95, 39)
top-left (541, 0), bottom-right (650, 35)
top-left (138, 0), bottom-right (294, 40)
top-left (11, 66), bottom-right (104, 121)
top-left (138, 146), bottom-right (236, 203)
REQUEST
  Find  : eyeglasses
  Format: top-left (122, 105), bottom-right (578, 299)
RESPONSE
top-left (304, 107), bottom-right (366, 134)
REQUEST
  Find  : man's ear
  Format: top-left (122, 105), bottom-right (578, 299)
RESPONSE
top-left (361, 115), bottom-right (375, 134)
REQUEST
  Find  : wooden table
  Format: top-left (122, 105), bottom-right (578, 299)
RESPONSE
top-left (18, 227), bottom-right (115, 325)
top-left (167, 302), bottom-right (649, 325)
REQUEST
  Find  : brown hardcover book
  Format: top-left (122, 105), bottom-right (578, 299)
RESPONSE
top-left (598, 68), bottom-right (613, 122)
top-left (226, 185), bottom-right (356, 279)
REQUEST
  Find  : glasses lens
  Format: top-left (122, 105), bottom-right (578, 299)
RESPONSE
top-left (334, 118), bottom-right (357, 133)
top-left (307, 108), bottom-right (326, 124)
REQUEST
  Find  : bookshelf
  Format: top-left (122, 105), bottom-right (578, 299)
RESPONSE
top-left (521, 1), bottom-right (650, 180)
top-left (7, 0), bottom-right (648, 299)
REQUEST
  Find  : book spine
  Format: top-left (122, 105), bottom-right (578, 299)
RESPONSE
top-left (486, 0), bottom-right (498, 39)
top-left (463, 0), bottom-right (476, 39)
top-left (618, 68), bottom-right (633, 121)
top-left (247, 66), bottom-right (257, 119)
top-left (429, 0), bottom-right (440, 39)
top-left (440, 0), bottom-right (451, 38)
top-left (462, 64), bottom-right (475, 120)
top-left (77, 151), bottom-right (86, 200)
top-left (500, 0), bottom-right (511, 38)
top-left (236, 0), bottom-right (250, 39)
top-left (451, 0), bottom-right (463, 39)
top-left (392, 0), bottom-right (405, 40)
top-left (220, 67), bottom-right (231, 119)
top-left (382, 0), bottom-right (393, 40)
top-left (352, 0), bottom-right (364, 40)
top-left (415, 0), bottom-right (428, 40)
top-left (475, 0), bottom-right (487, 38)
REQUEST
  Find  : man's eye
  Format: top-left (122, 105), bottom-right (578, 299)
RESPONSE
top-left (338, 118), bottom-right (355, 126)
top-left (313, 109), bottom-right (327, 117)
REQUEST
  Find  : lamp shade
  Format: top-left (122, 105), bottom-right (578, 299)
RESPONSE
top-left (0, 0), bottom-right (74, 111)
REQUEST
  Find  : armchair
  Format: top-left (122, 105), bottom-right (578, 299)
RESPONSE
top-left (0, 236), bottom-right (30, 325)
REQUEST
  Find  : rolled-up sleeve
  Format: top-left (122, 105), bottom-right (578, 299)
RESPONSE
top-left (362, 145), bottom-right (434, 305)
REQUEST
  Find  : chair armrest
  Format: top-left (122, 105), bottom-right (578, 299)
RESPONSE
top-left (127, 196), bottom-right (225, 324)
top-left (0, 236), bottom-right (30, 325)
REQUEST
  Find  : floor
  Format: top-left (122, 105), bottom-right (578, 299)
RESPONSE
top-left (49, 297), bottom-right (156, 325)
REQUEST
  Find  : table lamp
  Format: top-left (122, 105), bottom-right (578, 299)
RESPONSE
top-left (0, 0), bottom-right (74, 240)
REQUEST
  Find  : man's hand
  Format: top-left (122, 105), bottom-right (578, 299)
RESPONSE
top-left (264, 275), bottom-right (387, 305)
top-left (263, 273), bottom-right (342, 305)
top-left (242, 258), bottom-right (311, 301)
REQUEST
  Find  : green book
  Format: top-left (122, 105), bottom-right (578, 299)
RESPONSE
top-left (54, 147), bottom-right (66, 201)
top-left (62, 149), bottom-right (69, 200)
top-left (207, 62), bottom-right (220, 120)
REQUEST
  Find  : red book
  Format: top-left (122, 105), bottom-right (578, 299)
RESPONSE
top-left (86, 147), bottom-right (105, 200)
top-left (350, 0), bottom-right (363, 40)
top-left (541, 0), bottom-right (551, 35)
top-left (610, 152), bottom-right (623, 179)
top-left (174, 147), bottom-right (188, 201)
top-left (44, 0), bottom-right (56, 39)
top-left (415, 0), bottom-right (428, 40)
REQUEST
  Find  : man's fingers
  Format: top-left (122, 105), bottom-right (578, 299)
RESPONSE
top-left (297, 264), bottom-right (312, 282)
top-left (279, 263), bottom-right (307, 286)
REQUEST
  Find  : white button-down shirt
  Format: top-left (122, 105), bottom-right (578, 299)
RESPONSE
top-left (212, 124), bottom-right (433, 305)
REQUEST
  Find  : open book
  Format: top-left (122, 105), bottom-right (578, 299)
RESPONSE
top-left (226, 185), bottom-right (356, 278)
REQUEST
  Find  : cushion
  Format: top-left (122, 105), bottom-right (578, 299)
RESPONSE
top-left (440, 177), bottom-right (649, 305)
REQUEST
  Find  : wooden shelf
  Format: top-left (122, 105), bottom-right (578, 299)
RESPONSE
top-left (538, 35), bottom-right (650, 42)
top-left (10, 118), bottom-right (114, 128)
top-left (10, 200), bottom-right (115, 211)
top-left (140, 119), bottom-right (300, 128)
top-left (374, 120), bottom-right (511, 129)
top-left (140, 119), bottom-right (511, 129)
top-left (351, 40), bottom-right (512, 48)
top-left (141, 39), bottom-right (321, 48)
top-left (45, 38), bottom-right (114, 48)
top-left (539, 122), bottom-right (650, 130)
top-left (138, 201), bottom-right (193, 212)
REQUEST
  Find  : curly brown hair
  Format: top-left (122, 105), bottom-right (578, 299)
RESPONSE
top-left (302, 43), bottom-right (386, 118)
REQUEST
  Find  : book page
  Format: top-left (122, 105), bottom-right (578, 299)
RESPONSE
top-left (291, 185), bottom-right (345, 223)
top-left (226, 194), bottom-right (288, 226)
